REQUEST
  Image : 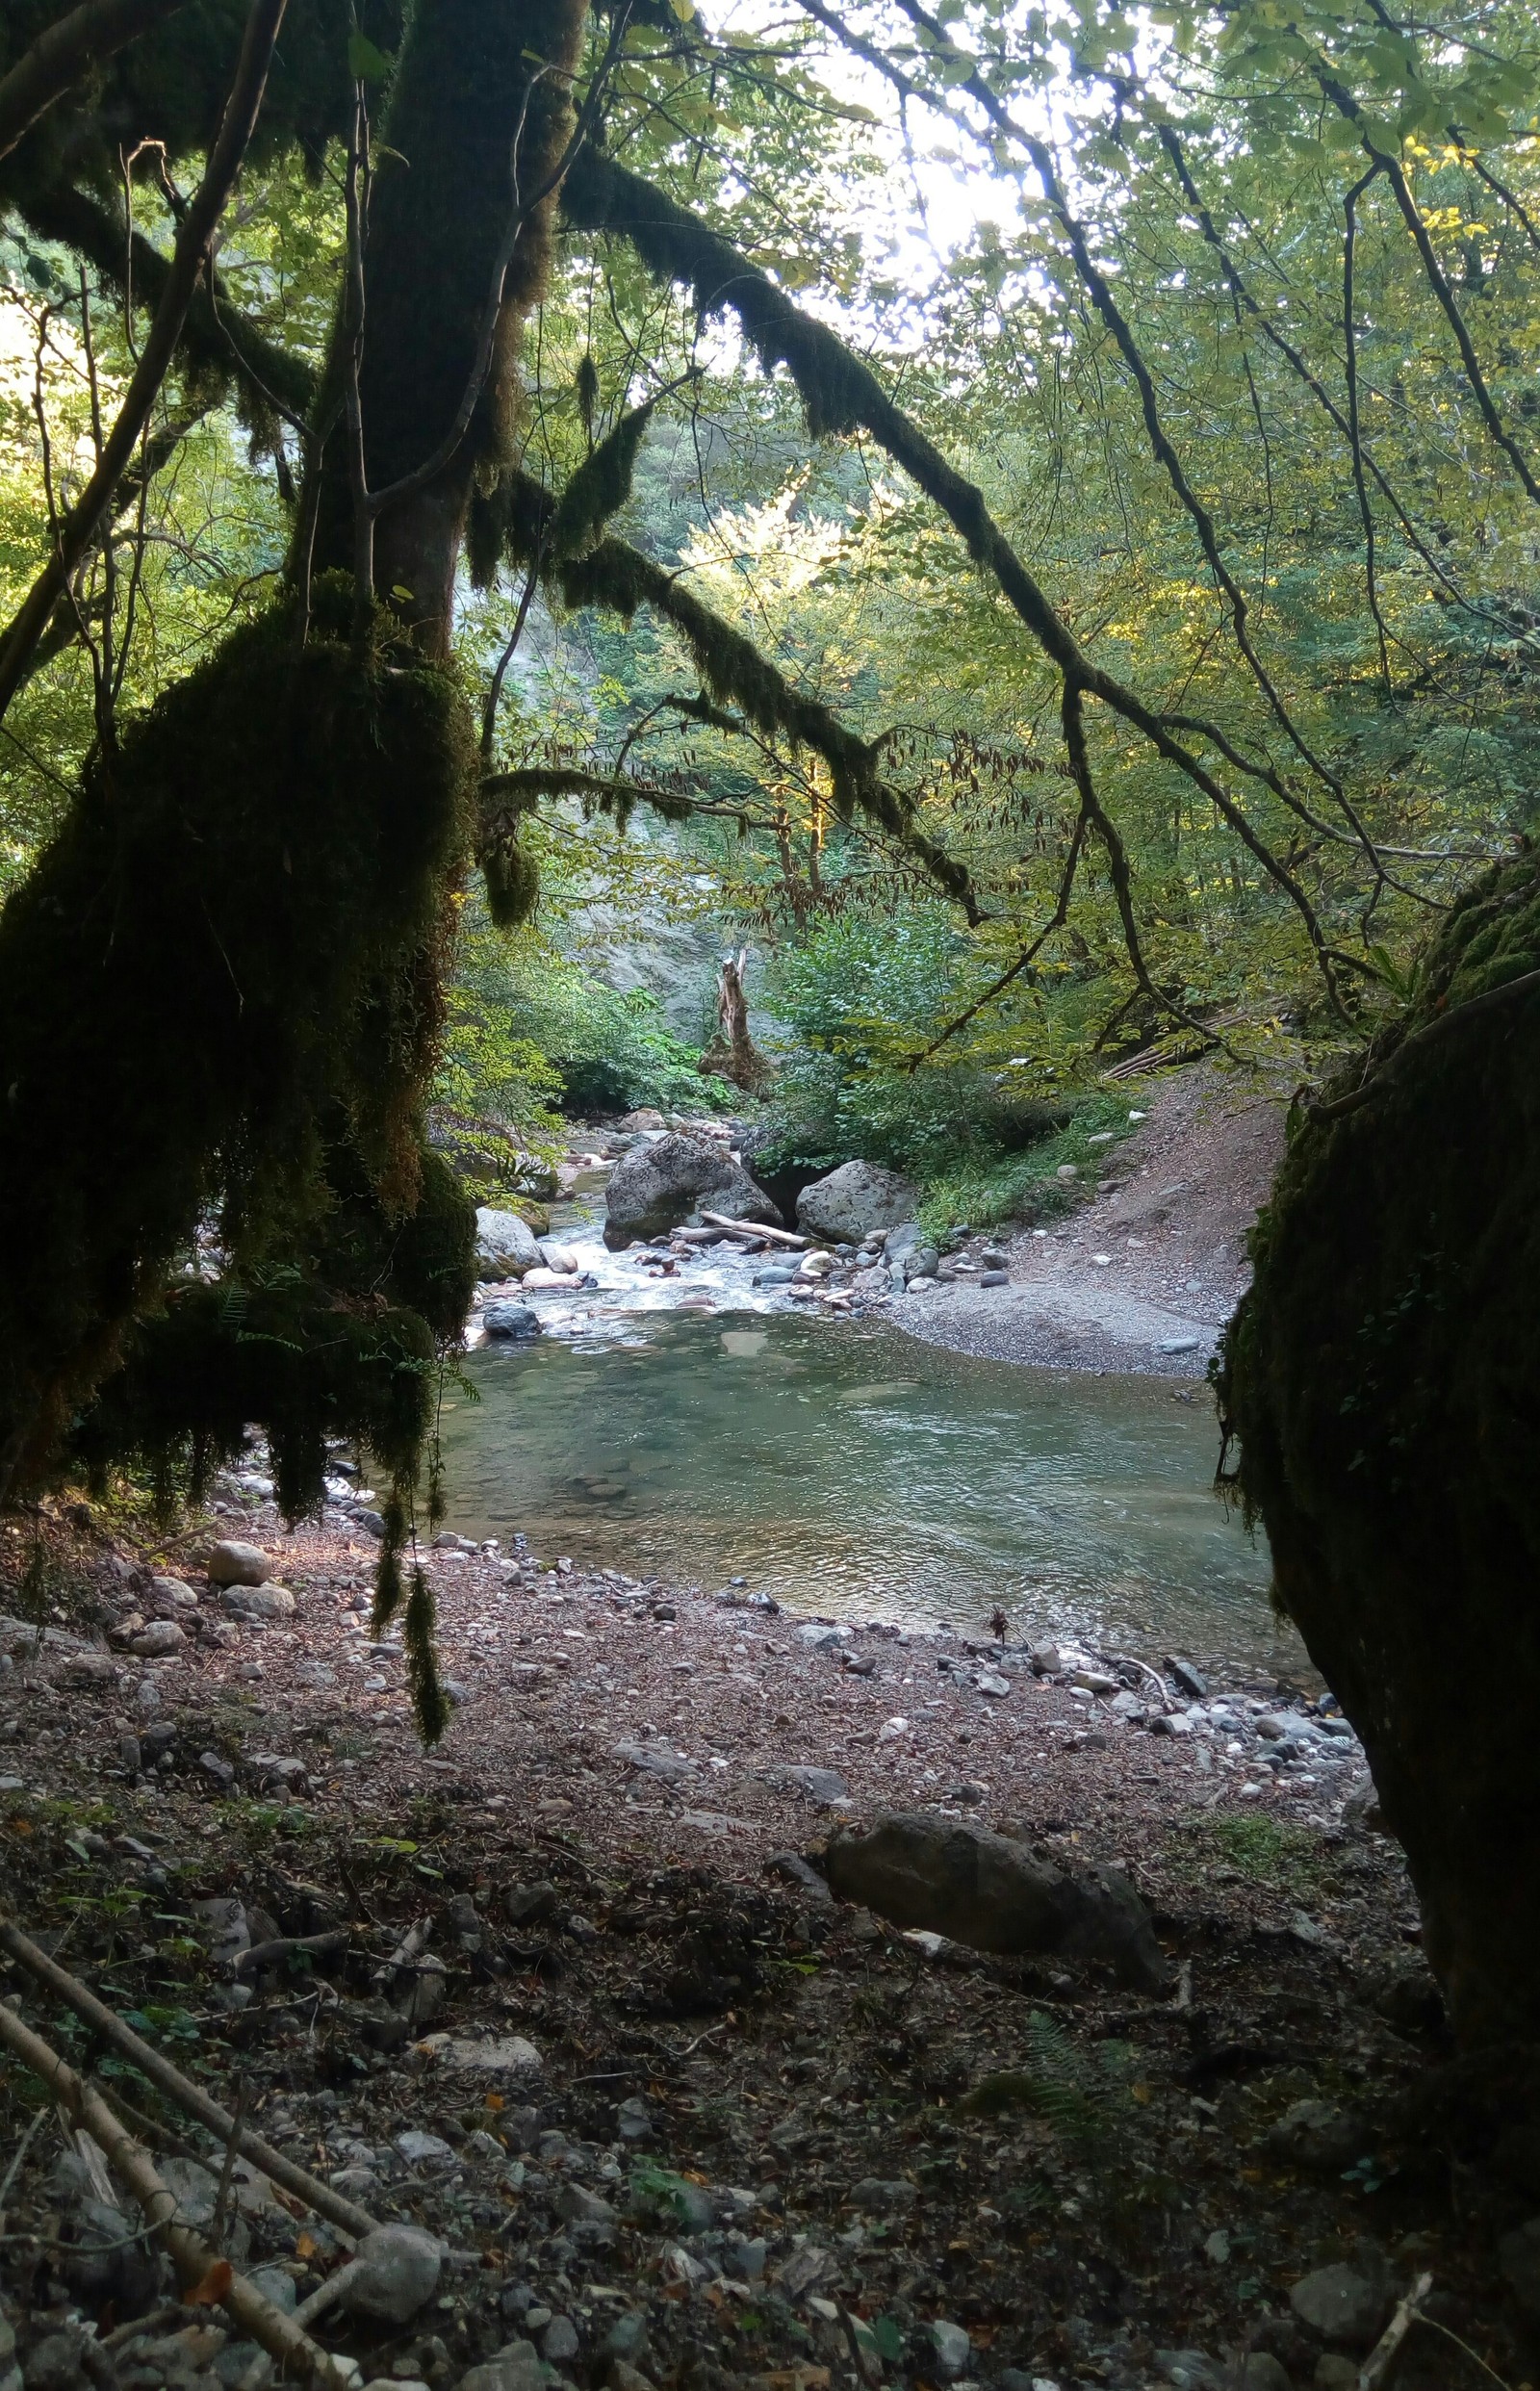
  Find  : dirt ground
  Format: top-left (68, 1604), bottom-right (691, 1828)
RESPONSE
top-left (1, 1498), bottom-right (1530, 2391)
top-left (891, 1067), bottom-right (1292, 1378)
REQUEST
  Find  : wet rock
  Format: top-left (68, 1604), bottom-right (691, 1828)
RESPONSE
top-left (219, 1581), bottom-right (296, 1621)
top-left (206, 1540), bottom-right (271, 1586)
top-left (928, 2320), bottom-right (972, 2380)
top-left (482, 1301), bottom-right (540, 1340)
top-left (475, 1208), bottom-right (542, 1279)
top-left (603, 1134), bottom-right (781, 1247)
top-left (1167, 1656), bottom-right (1209, 1698)
top-left (1265, 2099), bottom-right (1365, 2172)
top-left (825, 1812), bottom-right (1174, 1993)
top-left (1288, 2265), bottom-right (1388, 2349)
top-left (798, 1161), bottom-right (917, 1244)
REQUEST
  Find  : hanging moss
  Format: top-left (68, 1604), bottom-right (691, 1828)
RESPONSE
top-left (501, 472), bottom-right (983, 920)
top-left (1217, 846), bottom-right (1540, 2044)
top-left (549, 398), bottom-right (657, 560)
top-left (0, 575), bottom-right (475, 1486)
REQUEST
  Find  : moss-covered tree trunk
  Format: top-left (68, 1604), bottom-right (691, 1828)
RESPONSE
top-left (1219, 853), bottom-right (1540, 2046)
top-left (0, 0), bottom-right (588, 1504)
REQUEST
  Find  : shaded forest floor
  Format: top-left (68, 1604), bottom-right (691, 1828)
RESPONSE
top-left (0, 1504), bottom-right (1530, 2391)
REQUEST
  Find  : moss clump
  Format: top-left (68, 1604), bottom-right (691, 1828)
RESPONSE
top-left (1217, 846), bottom-right (1540, 2044)
top-left (0, 582), bottom-right (478, 1734)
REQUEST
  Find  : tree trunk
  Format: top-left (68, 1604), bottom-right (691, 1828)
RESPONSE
top-left (310, 0), bottom-right (587, 654)
top-left (0, 0), bottom-right (591, 1494)
top-left (1219, 851), bottom-right (1540, 2045)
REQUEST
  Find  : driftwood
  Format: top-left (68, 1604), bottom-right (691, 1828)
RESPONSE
top-left (0, 1998), bottom-right (355, 2389)
top-left (0, 1908), bottom-right (378, 2240)
top-left (700, 1211), bottom-right (806, 1248)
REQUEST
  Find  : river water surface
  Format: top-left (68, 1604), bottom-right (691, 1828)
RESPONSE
top-left (441, 1275), bottom-right (1296, 1675)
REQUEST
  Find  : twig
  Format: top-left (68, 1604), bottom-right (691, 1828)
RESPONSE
top-left (0, 1907), bottom-right (377, 2240)
top-left (211, 2074), bottom-right (249, 2250)
top-left (0, 1999), bottom-right (354, 2388)
top-left (1358, 2272), bottom-right (1432, 2390)
top-left (230, 1927), bottom-right (352, 1978)
top-left (0, 2102), bottom-right (48, 2218)
top-left (0, 0), bottom-right (292, 723)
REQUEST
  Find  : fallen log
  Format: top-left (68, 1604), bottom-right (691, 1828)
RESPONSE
top-left (700, 1210), bottom-right (806, 1248)
top-left (0, 1908), bottom-right (378, 2240)
top-left (0, 1999), bottom-right (355, 2389)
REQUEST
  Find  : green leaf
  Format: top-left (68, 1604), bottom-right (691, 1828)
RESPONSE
top-left (347, 30), bottom-right (393, 82)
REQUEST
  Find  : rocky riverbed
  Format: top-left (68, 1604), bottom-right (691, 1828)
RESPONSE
top-left (1, 1494), bottom-right (1533, 2391)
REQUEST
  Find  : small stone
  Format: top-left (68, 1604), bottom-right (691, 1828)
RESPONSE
top-left (220, 1581), bottom-right (296, 1620)
top-left (850, 2177), bottom-right (917, 2212)
top-left (542, 2316), bottom-right (580, 2365)
top-left (767, 1761), bottom-right (849, 1803)
top-left (1153, 2357), bottom-right (1222, 2391)
top-left (1289, 2264), bottom-right (1387, 2350)
top-left (1265, 2098), bottom-right (1364, 2172)
top-left (206, 1539), bottom-right (272, 1586)
top-left (610, 2365), bottom-right (656, 2391)
top-left (127, 1618), bottom-right (188, 1657)
top-left (338, 2225), bottom-right (443, 2324)
top-left (601, 2312), bottom-right (650, 2368)
top-left (1314, 2363), bottom-right (1359, 2391)
top-left (395, 2129), bottom-right (456, 2168)
top-left (198, 1750), bottom-right (235, 1789)
top-left (975, 1672), bottom-right (1012, 1698)
top-left (1166, 1656), bottom-right (1208, 1698)
top-left (458, 2339), bottom-right (545, 2391)
top-left (1234, 2360), bottom-right (1292, 2391)
top-left (929, 2320), bottom-right (972, 2380)
top-left (615, 2095), bottom-right (654, 2142)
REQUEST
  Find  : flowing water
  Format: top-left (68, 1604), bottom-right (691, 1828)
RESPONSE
top-left (441, 1193), bottom-right (1295, 1673)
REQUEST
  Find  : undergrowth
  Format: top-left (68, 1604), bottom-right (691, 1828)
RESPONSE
top-left (916, 1091), bottom-right (1142, 1237)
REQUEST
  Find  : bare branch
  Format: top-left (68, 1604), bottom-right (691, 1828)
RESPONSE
top-left (0, 0), bottom-right (185, 164)
top-left (0, 0), bottom-right (292, 723)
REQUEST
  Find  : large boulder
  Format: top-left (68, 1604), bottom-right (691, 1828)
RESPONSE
top-left (797, 1161), bottom-right (917, 1244)
top-left (603, 1133), bottom-right (782, 1248)
top-left (475, 1207), bottom-right (542, 1280)
top-left (825, 1812), bottom-right (1173, 1994)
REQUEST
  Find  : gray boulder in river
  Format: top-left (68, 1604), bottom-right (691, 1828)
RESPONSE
top-left (797, 1160), bottom-right (917, 1243)
top-left (475, 1207), bottom-right (542, 1279)
top-left (603, 1133), bottom-right (782, 1248)
top-left (825, 1811), bottom-right (1173, 1994)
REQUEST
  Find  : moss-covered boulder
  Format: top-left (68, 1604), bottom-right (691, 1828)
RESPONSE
top-left (1219, 849), bottom-right (1540, 2044)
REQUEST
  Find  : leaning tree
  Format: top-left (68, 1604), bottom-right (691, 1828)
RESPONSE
top-left (2, 0), bottom-right (1539, 2040)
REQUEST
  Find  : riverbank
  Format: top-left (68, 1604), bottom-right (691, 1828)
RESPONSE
top-left (3, 1500), bottom-right (1527, 2391)
top-left (889, 1069), bottom-right (1290, 1379)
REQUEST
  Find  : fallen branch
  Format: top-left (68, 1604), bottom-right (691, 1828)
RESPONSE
top-left (0, 1908), bottom-right (378, 2240)
top-left (0, 1998), bottom-right (355, 2389)
top-left (700, 1211), bottom-right (807, 1248)
top-left (230, 1926), bottom-right (352, 1978)
top-left (1357, 2273), bottom-right (1432, 2390)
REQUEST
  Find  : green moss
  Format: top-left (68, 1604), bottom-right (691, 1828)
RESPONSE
top-left (1217, 846), bottom-right (1540, 2042)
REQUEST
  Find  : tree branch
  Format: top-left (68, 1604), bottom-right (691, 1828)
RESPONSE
top-left (0, 0), bottom-right (185, 164)
top-left (0, 0), bottom-right (291, 725)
